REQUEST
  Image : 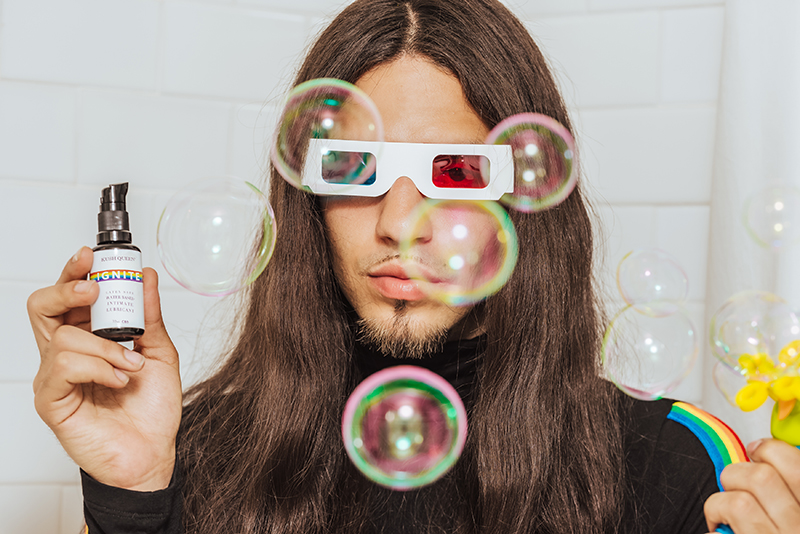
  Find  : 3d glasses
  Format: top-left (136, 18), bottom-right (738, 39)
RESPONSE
top-left (301, 139), bottom-right (514, 200)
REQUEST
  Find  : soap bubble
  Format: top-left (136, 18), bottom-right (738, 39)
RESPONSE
top-left (712, 360), bottom-right (748, 408)
top-left (709, 291), bottom-right (800, 370)
top-left (157, 177), bottom-right (276, 296)
top-left (342, 365), bottom-right (467, 490)
top-left (271, 78), bottom-right (383, 190)
top-left (616, 248), bottom-right (689, 317)
top-left (398, 200), bottom-right (518, 306)
top-left (485, 113), bottom-right (576, 212)
top-left (602, 306), bottom-right (698, 400)
top-left (743, 186), bottom-right (800, 249)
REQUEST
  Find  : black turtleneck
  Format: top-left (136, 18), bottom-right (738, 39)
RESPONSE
top-left (353, 335), bottom-right (485, 410)
top-left (351, 335), bottom-right (485, 534)
top-left (80, 334), bottom-right (723, 534)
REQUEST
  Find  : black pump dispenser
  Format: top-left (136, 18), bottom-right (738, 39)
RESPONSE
top-left (90, 182), bottom-right (144, 341)
top-left (97, 182), bottom-right (132, 245)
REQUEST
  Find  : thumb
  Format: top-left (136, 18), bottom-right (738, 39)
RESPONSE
top-left (134, 267), bottom-right (178, 365)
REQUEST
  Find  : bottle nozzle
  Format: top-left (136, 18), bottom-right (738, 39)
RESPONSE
top-left (101, 182), bottom-right (128, 211)
top-left (97, 182), bottom-right (132, 244)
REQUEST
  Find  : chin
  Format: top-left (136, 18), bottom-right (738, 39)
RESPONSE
top-left (354, 298), bottom-right (476, 358)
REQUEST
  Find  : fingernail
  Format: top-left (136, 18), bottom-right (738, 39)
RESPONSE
top-left (114, 369), bottom-right (129, 384)
top-left (74, 280), bottom-right (94, 293)
top-left (124, 350), bottom-right (144, 367)
top-left (72, 248), bottom-right (83, 263)
top-left (748, 438), bottom-right (766, 455)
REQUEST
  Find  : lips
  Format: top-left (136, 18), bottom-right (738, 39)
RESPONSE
top-left (367, 262), bottom-right (439, 301)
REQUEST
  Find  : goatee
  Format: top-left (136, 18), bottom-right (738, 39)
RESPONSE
top-left (356, 300), bottom-right (448, 359)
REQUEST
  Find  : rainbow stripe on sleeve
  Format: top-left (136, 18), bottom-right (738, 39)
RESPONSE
top-left (666, 401), bottom-right (749, 491)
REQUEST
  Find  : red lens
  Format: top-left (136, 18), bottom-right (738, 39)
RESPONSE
top-left (432, 155), bottom-right (489, 189)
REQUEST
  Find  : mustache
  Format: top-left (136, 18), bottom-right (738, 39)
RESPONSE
top-left (359, 253), bottom-right (448, 281)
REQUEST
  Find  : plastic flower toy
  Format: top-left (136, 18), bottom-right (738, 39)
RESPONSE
top-left (731, 347), bottom-right (800, 444)
top-left (710, 291), bottom-right (800, 446)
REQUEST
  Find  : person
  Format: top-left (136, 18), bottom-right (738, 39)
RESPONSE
top-left (26, 0), bottom-right (800, 533)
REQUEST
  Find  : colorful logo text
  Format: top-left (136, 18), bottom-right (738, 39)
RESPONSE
top-left (89, 270), bottom-right (143, 283)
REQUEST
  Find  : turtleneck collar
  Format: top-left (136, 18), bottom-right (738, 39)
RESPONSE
top-left (353, 335), bottom-right (485, 408)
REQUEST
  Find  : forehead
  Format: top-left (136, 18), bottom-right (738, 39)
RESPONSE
top-left (355, 56), bottom-right (490, 145)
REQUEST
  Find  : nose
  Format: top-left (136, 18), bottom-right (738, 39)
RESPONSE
top-left (375, 176), bottom-right (432, 246)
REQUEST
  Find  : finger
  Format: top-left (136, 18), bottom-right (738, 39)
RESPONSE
top-left (133, 268), bottom-right (178, 365)
top-left (719, 461), bottom-right (800, 532)
top-left (34, 351), bottom-right (131, 426)
top-left (28, 279), bottom-right (99, 350)
top-left (748, 439), bottom-right (800, 502)
top-left (28, 248), bottom-right (97, 349)
top-left (62, 306), bottom-right (91, 330)
top-left (705, 490), bottom-right (778, 534)
top-left (39, 325), bottom-right (146, 379)
top-left (56, 246), bottom-right (94, 285)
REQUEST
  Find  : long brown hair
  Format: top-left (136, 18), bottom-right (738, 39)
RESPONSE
top-left (178, 1), bottom-right (625, 532)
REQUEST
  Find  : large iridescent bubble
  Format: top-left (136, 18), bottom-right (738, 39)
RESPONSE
top-left (743, 186), bottom-right (800, 249)
top-left (271, 78), bottom-right (384, 191)
top-left (398, 199), bottom-right (518, 306)
top-left (709, 291), bottom-right (800, 370)
top-left (712, 360), bottom-right (749, 409)
top-left (602, 306), bottom-right (698, 400)
top-left (709, 292), bottom-right (800, 445)
top-left (485, 113), bottom-right (576, 212)
top-left (342, 366), bottom-right (467, 490)
top-left (616, 248), bottom-right (689, 317)
top-left (157, 177), bottom-right (276, 296)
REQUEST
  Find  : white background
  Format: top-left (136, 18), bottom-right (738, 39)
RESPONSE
top-left (0, 0), bottom-right (725, 531)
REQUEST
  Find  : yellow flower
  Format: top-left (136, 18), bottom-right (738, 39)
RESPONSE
top-left (770, 376), bottom-right (798, 402)
top-left (780, 340), bottom-right (800, 366)
top-left (736, 381), bottom-right (770, 412)
top-left (738, 354), bottom-right (758, 374)
top-left (739, 353), bottom-right (776, 378)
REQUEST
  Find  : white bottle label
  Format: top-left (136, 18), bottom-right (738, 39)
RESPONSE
top-left (90, 248), bottom-right (145, 333)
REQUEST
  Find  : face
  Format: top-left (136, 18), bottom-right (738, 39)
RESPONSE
top-left (322, 55), bottom-right (491, 356)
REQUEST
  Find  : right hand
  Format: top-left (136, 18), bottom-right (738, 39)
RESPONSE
top-left (28, 247), bottom-right (183, 491)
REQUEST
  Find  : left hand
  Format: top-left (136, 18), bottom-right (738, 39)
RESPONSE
top-left (704, 439), bottom-right (800, 533)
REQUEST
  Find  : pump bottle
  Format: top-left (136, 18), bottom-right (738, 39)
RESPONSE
top-left (89, 183), bottom-right (145, 341)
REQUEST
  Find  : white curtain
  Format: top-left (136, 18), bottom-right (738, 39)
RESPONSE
top-left (703, 0), bottom-right (800, 443)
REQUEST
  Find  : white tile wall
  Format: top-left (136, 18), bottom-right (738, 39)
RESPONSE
top-left (230, 103), bottom-right (280, 185)
top-left (0, 183), bottom-right (97, 281)
top-left (0, 384), bottom-right (79, 484)
top-left (162, 3), bottom-right (307, 101)
top-left (594, 204), bottom-right (656, 299)
top-left (0, 1), bottom-right (725, 530)
top-left (0, 485), bottom-right (63, 533)
top-left (578, 105), bottom-right (716, 204)
top-left (503, 0), bottom-right (588, 17)
top-left (654, 206), bottom-right (711, 301)
top-left (78, 90), bottom-right (231, 189)
top-left (590, 0), bottom-right (723, 10)
top-left (159, 287), bottom-right (233, 387)
top-left (61, 485), bottom-right (85, 534)
top-left (0, 0), bottom-right (160, 90)
top-left (669, 300), bottom-right (706, 404)
top-left (661, 7), bottom-right (725, 102)
top-left (0, 281), bottom-right (42, 382)
top-left (0, 82), bottom-right (77, 183)
top-left (240, 0), bottom-right (352, 14)
top-left (527, 12), bottom-right (660, 108)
